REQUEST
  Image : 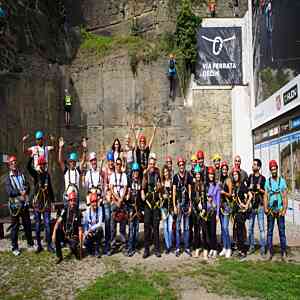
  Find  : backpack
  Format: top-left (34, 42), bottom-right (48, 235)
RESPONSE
top-left (169, 59), bottom-right (175, 70)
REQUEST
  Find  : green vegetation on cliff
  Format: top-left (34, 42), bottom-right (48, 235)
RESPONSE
top-left (79, 28), bottom-right (173, 75)
top-left (79, 0), bottom-right (201, 87)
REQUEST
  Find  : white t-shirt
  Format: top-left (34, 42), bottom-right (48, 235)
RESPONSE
top-left (29, 145), bottom-right (54, 170)
top-left (64, 166), bottom-right (81, 191)
top-left (125, 150), bottom-right (134, 164)
top-left (85, 168), bottom-right (102, 190)
top-left (109, 172), bottom-right (127, 198)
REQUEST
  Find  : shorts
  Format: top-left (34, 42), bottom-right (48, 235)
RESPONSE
top-left (64, 105), bottom-right (72, 113)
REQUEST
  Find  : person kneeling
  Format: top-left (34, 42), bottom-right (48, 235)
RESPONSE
top-left (82, 193), bottom-right (104, 257)
top-left (52, 191), bottom-right (83, 264)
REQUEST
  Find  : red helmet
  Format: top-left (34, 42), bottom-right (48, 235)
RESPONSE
top-left (139, 134), bottom-right (146, 143)
top-left (8, 155), bottom-right (17, 164)
top-left (220, 160), bottom-right (228, 169)
top-left (37, 155), bottom-right (47, 166)
top-left (90, 193), bottom-right (98, 203)
top-left (231, 167), bottom-right (240, 174)
top-left (177, 156), bottom-right (185, 165)
top-left (207, 166), bottom-right (215, 174)
top-left (196, 150), bottom-right (204, 159)
top-left (165, 155), bottom-right (172, 162)
top-left (269, 160), bottom-right (278, 170)
top-left (68, 191), bottom-right (77, 201)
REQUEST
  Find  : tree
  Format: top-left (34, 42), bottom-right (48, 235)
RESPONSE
top-left (175, 0), bottom-right (201, 73)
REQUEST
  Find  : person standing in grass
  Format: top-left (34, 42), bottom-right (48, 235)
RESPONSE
top-left (232, 167), bottom-right (252, 261)
top-left (247, 159), bottom-right (266, 257)
top-left (264, 160), bottom-right (288, 261)
top-left (219, 161), bottom-right (233, 258)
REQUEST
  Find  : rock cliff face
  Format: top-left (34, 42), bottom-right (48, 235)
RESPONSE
top-left (0, 0), bottom-right (247, 204)
top-left (66, 50), bottom-right (232, 163)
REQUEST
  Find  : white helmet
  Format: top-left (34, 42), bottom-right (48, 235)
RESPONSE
top-left (149, 152), bottom-right (156, 160)
top-left (89, 152), bottom-right (97, 161)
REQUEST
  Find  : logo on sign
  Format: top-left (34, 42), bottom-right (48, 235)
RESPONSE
top-left (276, 95), bottom-right (281, 111)
top-left (283, 84), bottom-right (298, 105)
top-left (291, 117), bottom-right (300, 129)
top-left (201, 35), bottom-right (236, 56)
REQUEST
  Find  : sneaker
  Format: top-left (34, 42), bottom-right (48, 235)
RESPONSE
top-left (211, 250), bottom-right (217, 259)
top-left (175, 249), bottom-right (180, 257)
top-left (12, 249), bottom-right (21, 256)
top-left (155, 251), bottom-right (161, 258)
top-left (208, 250), bottom-right (213, 258)
top-left (35, 246), bottom-right (44, 254)
top-left (143, 250), bottom-right (150, 259)
top-left (219, 248), bottom-right (226, 257)
top-left (239, 253), bottom-right (247, 261)
top-left (225, 249), bottom-right (232, 258)
top-left (165, 248), bottom-right (171, 255)
top-left (185, 249), bottom-right (192, 257)
top-left (56, 257), bottom-right (63, 264)
top-left (128, 250), bottom-right (135, 257)
top-left (47, 245), bottom-right (55, 253)
top-left (94, 251), bottom-right (101, 258)
top-left (248, 247), bottom-right (255, 255)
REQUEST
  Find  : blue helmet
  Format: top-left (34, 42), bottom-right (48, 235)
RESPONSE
top-left (69, 152), bottom-right (78, 161)
top-left (132, 162), bottom-right (140, 171)
top-left (106, 151), bottom-right (114, 162)
top-left (194, 164), bottom-right (202, 173)
top-left (35, 130), bottom-right (44, 140)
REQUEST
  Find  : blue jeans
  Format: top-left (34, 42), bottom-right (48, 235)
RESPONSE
top-left (176, 211), bottom-right (190, 250)
top-left (84, 230), bottom-right (102, 254)
top-left (103, 203), bottom-right (111, 253)
top-left (220, 213), bottom-right (231, 250)
top-left (163, 213), bottom-right (173, 250)
top-left (34, 210), bottom-right (51, 248)
top-left (128, 217), bottom-right (139, 252)
top-left (248, 207), bottom-right (265, 252)
top-left (267, 214), bottom-right (287, 255)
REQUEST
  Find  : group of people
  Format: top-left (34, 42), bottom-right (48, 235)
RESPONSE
top-left (5, 125), bottom-right (288, 264)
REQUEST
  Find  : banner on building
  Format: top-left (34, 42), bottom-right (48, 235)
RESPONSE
top-left (195, 27), bottom-right (243, 85)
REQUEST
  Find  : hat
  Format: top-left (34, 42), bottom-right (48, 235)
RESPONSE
top-left (89, 152), bottom-right (97, 161)
top-left (149, 152), bottom-right (156, 160)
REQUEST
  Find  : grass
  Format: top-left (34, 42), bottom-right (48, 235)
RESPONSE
top-left (0, 251), bottom-right (53, 300)
top-left (2, 249), bottom-right (300, 300)
top-left (76, 270), bottom-right (176, 300)
top-left (186, 259), bottom-right (300, 299)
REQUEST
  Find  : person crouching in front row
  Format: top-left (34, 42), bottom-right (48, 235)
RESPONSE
top-left (52, 191), bottom-right (83, 264)
top-left (82, 192), bottom-right (104, 257)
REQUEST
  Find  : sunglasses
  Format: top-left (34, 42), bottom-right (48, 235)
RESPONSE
top-left (116, 163), bottom-right (122, 166)
top-left (179, 163), bottom-right (185, 167)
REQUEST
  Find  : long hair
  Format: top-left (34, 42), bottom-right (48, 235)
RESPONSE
top-left (194, 172), bottom-right (204, 193)
top-left (111, 138), bottom-right (122, 152)
top-left (161, 164), bottom-right (171, 184)
top-left (206, 171), bottom-right (216, 190)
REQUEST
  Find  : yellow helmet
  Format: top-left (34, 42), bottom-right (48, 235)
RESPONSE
top-left (212, 153), bottom-right (222, 162)
top-left (191, 154), bottom-right (197, 161)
